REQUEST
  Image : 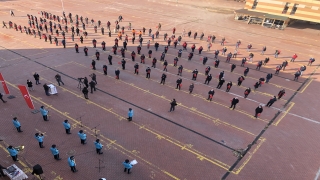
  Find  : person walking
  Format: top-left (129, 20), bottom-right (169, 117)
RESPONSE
top-left (278, 89), bottom-right (286, 99)
top-left (266, 96), bottom-right (277, 107)
top-left (55, 74), bottom-right (64, 86)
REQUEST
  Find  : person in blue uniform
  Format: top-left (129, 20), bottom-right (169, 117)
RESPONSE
top-left (63, 120), bottom-right (71, 134)
top-left (50, 144), bottom-right (61, 160)
top-left (78, 130), bottom-right (87, 144)
top-left (12, 117), bottom-right (23, 132)
top-left (95, 139), bottom-right (103, 154)
top-left (7, 146), bottom-right (19, 161)
top-left (35, 133), bottom-right (45, 148)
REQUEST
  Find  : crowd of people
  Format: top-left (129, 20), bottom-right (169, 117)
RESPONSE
top-left (2, 8), bottom-right (315, 178)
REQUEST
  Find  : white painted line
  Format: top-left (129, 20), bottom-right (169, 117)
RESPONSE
top-left (314, 167), bottom-right (320, 180)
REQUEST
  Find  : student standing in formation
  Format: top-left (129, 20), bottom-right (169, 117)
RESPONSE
top-left (50, 144), bottom-right (61, 160)
top-left (230, 97), bottom-right (239, 110)
top-left (169, 99), bottom-right (177, 112)
top-left (160, 73), bottom-right (166, 85)
top-left (12, 117), bottom-right (23, 132)
top-left (63, 120), bottom-right (71, 134)
top-left (78, 130), bottom-right (87, 144)
top-left (127, 108), bottom-right (134, 121)
top-left (40, 106), bottom-right (49, 121)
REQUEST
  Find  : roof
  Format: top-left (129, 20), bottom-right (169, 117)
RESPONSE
top-left (235, 9), bottom-right (288, 21)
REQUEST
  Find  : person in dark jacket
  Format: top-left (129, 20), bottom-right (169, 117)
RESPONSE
top-left (27, 79), bottom-right (33, 91)
top-left (103, 65), bottom-right (107, 75)
top-left (91, 60), bottom-right (96, 70)
top-left (83, 77), bottom-right (89, 88)
top-left (55, 74), bottom-right (64, 86)
top-left (226, 81), bottom-right (232, 92)
top-left (169, 99), bottom-right (177, 112)
top-left (216, 78), bottom-right (225, 89)
top-left (0, 92), bottom-right (7, 103)
top-left (115, 68), bottom-right (120, 80)
top-left (207, 89), bottom-right (215, 101)
top-left (108, 55), bottom-right (113, 65)
top-left (160, 73), bottom-right (166, 85)
top-left (231, 64), bottom-right (236, 72)
top-left (244, 87), bottom-right (251, 98)
top-left (266, 73), bottom-right (273, 83)
top-left (0, 164), bottom-right (6, 177)
top-left (204, 74), bottom-right (212, 85)
top-left (89, 81), bottom-right (96, 93)
top-left (176, 78), bottom-right (182, 90)
top-left (189, 83), bottom-right (194, 94)
top-left (230, 97), bottom-right (239, 110)
top-left (33, 72), bottom-right (41, 85)
top-left (254, 82), bottom-right (260, 90)
top-left (266, 96), bottom-right (277, 107)
top-left (278, 89), bottom-right (285, 99)
top-left (244, 67), bottom-right (249, 77)
top-left (254, 105), bottom-right (263, 118)
top-left (238, 76), bottom-right (245, 86)
top-left (43, 83), bottom-right (50, 96)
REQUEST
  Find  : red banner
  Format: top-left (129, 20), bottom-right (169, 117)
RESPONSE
top-left (17, 85), bottom-right (35, 109)
top-left (0, 73), bottom-right (10, 94)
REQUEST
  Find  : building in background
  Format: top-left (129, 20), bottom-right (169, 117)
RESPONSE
top-left (234, 0), bottom-right (319, 29)
top-left (245, 0), bottom-right (320, 23)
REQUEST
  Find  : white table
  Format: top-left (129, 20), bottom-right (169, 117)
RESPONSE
top-left (48, 84), bottom-right (58, 95)
top-left (3, 164), bottom-right (28, 180)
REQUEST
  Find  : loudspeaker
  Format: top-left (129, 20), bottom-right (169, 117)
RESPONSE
top-left (32, 164), bottom-right (43, 175)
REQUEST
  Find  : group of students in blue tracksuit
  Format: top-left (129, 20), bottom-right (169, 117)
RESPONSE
top-left (8, 107), bottom-right (136, 174)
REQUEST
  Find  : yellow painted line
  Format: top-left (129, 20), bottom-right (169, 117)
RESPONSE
top-left (273, 102), bottom-right (295, 126)
top-left (234, 137), bottom-right (266, 174)
top-left (0, 32), bottom-right (48, 53)
top-left (300, 79), bottom-right (313, 93)
top-left (6, 81), bottom-right (179, 179)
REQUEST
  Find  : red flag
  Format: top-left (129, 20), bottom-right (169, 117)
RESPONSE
top-left (0, 73), bottom-right (10, 94)
top-left (17, 85), bottom-right (35, 109)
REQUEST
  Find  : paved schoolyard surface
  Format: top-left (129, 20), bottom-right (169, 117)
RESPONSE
top-left (0, 0), bottom-right (319, 179)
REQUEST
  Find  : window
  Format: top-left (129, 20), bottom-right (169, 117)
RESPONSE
top-left (290, 4), bottom-right (298, 15)
top-left (252, 0), bottom-right (259, 9)
top-left (282, 3), bottom-right (290, 14)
